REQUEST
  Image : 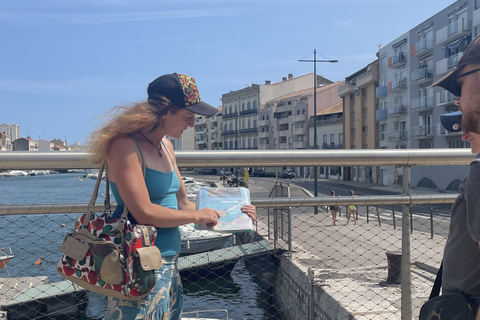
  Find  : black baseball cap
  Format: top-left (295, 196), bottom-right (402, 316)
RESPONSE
top-left (433, 34), bottom-right (480, 96)
top-left (147, 73), bottom-right (218, 117)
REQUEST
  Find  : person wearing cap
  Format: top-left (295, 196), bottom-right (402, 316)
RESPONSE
top-left (433, 34), bottom-right (480, 316)
top-left (88, 73), bottom-right (257, 320)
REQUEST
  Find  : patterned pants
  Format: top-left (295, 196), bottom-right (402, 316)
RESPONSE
top-left (103, 255), bottom-right (183, 320)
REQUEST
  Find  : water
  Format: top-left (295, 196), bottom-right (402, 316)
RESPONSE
top-left (0, 173), bottom-right (275, 320)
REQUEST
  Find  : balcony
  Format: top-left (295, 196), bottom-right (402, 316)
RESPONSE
top-left (293, 127), bottom-right (306, 135)
top-left (222, 112), bottom-right (238, 119)
top-left (376, 109), bottom-right (387, 121)
top-left (259, 131), bottom-right (269, 139)
top-left (294, 114), bottom-right (307, 122)
top-left (356, 66), bottom-right (378, 88)
top-left (278, 118), bottom-right (289, 125)
top-left (338, 83), bottom-right (355, 96)
top-left (258, 119), bottom-right (270, 127)
top-left (239, 108), bottom-right (258, 116)
top-left (390, 52), bottom-right (406, 68)
top-left (376, 86), bottom-right (387, 98)
top-left (279, 142), bottom-right (288, 149)
top-left (414, 38), bottom-right (433, 56)
top-left (195, 117), bottom-right (206, 125)
top-left (239, 128), bottom-right (258, 134)
top-left (411, 67), bottom-right (433, 84)
top-left (436, 18), bottom-right (471, 45)
top-left (390, 79), bottom-right (407, 92)
top-left (321, 144), bottom-right (343, 150)
top-left (411, 125), bottom-right (433, 138)
top-left (275, 104), bottom-right (292, 113)
top-left (388, 105), bottom-right (407, 116)
top-left (436, 90), bottom-right (456, 107)
top-left (436, 52), bottom-right (463, 75)
top-left (388, 130), bottom-right (408, 141)
top-left (293, 141), bottom-right (307, 149)
top-left (222, 130), bottom-right (238, 136)
top-left (411, 97), bottom-right (433, 112)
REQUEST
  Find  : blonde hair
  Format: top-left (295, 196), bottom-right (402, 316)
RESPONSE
top-left (88, 97), bottom-right (178, 165)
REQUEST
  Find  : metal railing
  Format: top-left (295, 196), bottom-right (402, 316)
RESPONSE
top-left (0, 149), bottom-right (473, 320)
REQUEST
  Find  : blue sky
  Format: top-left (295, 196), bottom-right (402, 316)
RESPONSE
top-left (1, 0), bottom-right (455, 144)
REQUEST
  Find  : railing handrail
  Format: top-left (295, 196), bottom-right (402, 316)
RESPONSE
top-left (0, 149), bottom-right (473, 170)
top-left (0, 194), bottom-right (458, 215)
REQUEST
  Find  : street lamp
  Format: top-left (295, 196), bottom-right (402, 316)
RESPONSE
top-left (299, 49), bottom-right (338, 214)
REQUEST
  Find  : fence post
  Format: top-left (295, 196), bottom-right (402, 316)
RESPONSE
top-left (401, 166), bottom-right (412, 320)
top-left (367, 205), bottom-right (369, 223)
top-left (392, 205), bottom-right (396, 230)
top-left (430, 207), bottom-right (434, 239)
top-left (410, 206), bottom-right (413, 234)
top-left (376, 206), bottom-right (381, 226)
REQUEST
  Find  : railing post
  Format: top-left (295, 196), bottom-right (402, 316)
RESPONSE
top-left (392, 205), bottom-right (396, 230)
top-left (401, 166), bottom-right (412, 320)
top-left (376, 206), bottom-right (381, 226)
top-left (367, 205), bottom-right (369, 223)
top-left (410, 206), bottom-right (413, 234)
top-left (430, 207), bottom-right (434, 239)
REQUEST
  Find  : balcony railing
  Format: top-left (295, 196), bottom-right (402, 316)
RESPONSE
top-left (388, 105), bottom-right (407, 116)
top-left (390, 79), bottom-right (407, 92)
top-left (411, 67), bottom-right (433, 83)
top-left (414, 38), bottom-right (433, 55)
top-left (436, 52), bottom-right (463, 75)
top-left (222, 112), bottom-right (238, 119)
top-left (239, 128), bottom-right (258, 134)
top-left (436, 90), bottom-right (456, 106)
top-left (258, 119), bottom-right (270, 127)
top-left (239, 108), bottom-right (258, 116)
top-left (411, 97), bottom-right (434, 111)
top-left (376, 109), bottom-right (387, 121)
top-left (436, 18), bottom-right (471, 44)
top-left (411, 125), bottom-right (434, 138)
top-left (388, 130), bottom-right (408, 141)
top-left (391, 52), bottom-right (406, 68)
top-left (222, 130), bottom-right (238, 136)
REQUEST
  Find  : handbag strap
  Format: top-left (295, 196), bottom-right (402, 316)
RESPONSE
top-left (117, 134), bottom-right (146, 220)
top-left (429, 261), bottom-right (443, 299)
top-left (83, 161), bottom-right (107, 226)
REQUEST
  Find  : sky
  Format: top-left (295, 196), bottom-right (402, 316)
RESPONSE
top-left (0, 0), bottom-right (457, 145)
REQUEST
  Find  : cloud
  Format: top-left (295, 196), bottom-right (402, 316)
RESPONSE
top-left (0, 7), bottom-right (248, 25)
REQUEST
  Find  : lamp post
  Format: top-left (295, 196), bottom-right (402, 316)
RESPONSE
top-left (299, 49), bottom-right (338, 214)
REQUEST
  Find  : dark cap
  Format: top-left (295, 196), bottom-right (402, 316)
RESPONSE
top-left (433, 34), bottom-right (480, 96)
top-left (440, 111), bottom-right (462, 132)
top-left (147, 73), bottom-right (218, 117)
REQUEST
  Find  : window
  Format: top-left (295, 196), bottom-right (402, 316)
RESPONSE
top-left (323, 134), bottom-right (327, 145)
top-left (330, 133), bottom-right (335, 145)
top-left (338, 133), bottom-right (343, 146)
top-left (253, 101), bottom-right (257, 109)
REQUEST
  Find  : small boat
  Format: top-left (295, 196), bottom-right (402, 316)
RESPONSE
top-left (0, 247), bottom-right (14, 269)
top-left (180, 224), bottom-right (232, 255)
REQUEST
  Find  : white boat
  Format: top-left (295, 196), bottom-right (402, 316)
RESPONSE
top-left (180, 224), bottom-right (232, 255)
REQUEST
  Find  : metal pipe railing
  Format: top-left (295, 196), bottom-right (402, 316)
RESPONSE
top-left (0, 149), bottom-right (473, 170)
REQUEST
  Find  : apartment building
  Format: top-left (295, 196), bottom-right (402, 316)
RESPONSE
top-left (219, 73), bottom-right (333, 152)
top-left (375, 0), bottom-right (479, 191)
top-left (194, 107), bottom-right (223, 150)
top-left (338, 61), bottom-right (379, 183)
top-left (0, 123), bottom-right (19, 142)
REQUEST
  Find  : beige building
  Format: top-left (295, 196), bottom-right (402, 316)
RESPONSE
top-left (194, 106), bottom-right (223, 150)
top-left (338, 60), bottom-right (379, 183)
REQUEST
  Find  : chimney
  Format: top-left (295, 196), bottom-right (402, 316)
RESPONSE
top-left (288, 74), bottom-right (293, 79)
top-left (265, 80), bottom-right (271, 85)
top-left (282, 77), bottom-right (287, 81)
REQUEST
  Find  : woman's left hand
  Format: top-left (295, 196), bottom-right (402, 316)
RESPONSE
top-left (241, 204), bottom-right (257, 223)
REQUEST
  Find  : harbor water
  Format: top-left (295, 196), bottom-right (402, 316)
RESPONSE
top-left (0, 173), bottom-right (278, 319)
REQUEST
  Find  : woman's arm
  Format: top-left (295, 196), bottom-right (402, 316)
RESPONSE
top-left (106, 136), bottom-right (219, 227)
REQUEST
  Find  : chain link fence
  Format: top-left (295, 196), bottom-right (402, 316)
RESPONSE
top-left (0, 195), bottom-right (453, 320)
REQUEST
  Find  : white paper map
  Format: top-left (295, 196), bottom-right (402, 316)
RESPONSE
top-left (195, 187), bottom-right (253, 233)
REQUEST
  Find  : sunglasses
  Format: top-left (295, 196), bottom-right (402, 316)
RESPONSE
top-left (452, 67), bottom-right (480, 96)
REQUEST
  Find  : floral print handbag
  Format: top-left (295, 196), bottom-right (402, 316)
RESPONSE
top-left (56, 159), bottom-right (162, 300)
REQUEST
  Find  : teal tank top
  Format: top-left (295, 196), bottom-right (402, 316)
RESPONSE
top-left (110, 152), bottom-right (181, 257)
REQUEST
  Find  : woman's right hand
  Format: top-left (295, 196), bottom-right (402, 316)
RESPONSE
top-left (195, 208), bottom-right (221, 226)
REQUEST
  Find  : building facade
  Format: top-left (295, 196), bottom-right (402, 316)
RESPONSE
top-left (338, 61), bottom-right (379, 183)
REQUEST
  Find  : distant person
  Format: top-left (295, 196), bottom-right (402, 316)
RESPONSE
top-left (432, 34), bottom-right (480, 317)
top-left (347, 190), bottom-right (357, 225)
top-left (329, 190), bottom-right (339, 226)
top-left (88, 73), bottom-right (257, 320)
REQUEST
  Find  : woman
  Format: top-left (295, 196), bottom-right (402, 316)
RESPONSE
top-left (329, 190), bottom-right (339, 226)
top-left (88, 73), bottom-right (257, 320)
top-left (347, 190), bottom-right (357, 225)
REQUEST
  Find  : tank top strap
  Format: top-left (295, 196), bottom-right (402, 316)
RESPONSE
top-left (161, 140), bottom-right (174, 166)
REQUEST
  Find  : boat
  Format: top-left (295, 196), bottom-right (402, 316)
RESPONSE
top-left (180, 224), bottom-right (232, 255)
top-left (0, 247), bottom-right (14, 269)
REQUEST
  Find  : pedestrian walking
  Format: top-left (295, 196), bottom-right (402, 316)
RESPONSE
top-left (347, 190), bottom-right (357, 225)
top-left (329, 190), bottom-right (339, 226)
